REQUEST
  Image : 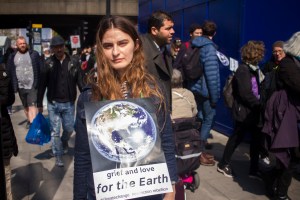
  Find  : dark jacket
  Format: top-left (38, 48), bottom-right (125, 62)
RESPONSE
top-left (278, 54), bottom-right (300, 97)
top-left (188, 36), bottom-right (220, 105)
top-left (262, 90), bottom-right (300, 168)
top-left (7, 49), bottom-right (41, 92)
top-left (232, 63), bottom-right (261, 123)
top-left (74, 88), bottom-right (178, 197)
top-left (0, 64), bottom-right (18, 159)
top-left (37, 53), bottom-right (83, 106)
top-left (140, 34), bottom-right (173, 110)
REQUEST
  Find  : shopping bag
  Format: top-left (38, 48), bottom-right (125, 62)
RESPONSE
top-left (25, 113), bottom-right (51, 145)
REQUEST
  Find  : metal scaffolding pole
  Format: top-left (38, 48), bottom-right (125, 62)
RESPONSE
top-left (106, 0), bottom-right (111, 17)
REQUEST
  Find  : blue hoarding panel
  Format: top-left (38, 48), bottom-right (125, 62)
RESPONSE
top-left (138, 0), bottom-right (300, 136)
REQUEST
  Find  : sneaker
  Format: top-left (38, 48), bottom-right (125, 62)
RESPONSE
top-left (62, 141), bottom-right (69, 154)
top-left (55, 156), bottom-right (64, 167)
top-left (248, 171), bottom-right (263, 181)
top-left (260, 156), bottom-right (271, 166)
top-left (274, 195), bottom-right (291, 200)
top-left (217, 164), bottom-right (234, 178)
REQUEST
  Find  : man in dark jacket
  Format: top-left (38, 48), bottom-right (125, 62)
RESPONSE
top-left (38, 36), bottom-right (83, 167)
top-left (0, 62), bottom-right (18, 199)
top-left (140, 10), bottom-right (175, 110)
top-left (7, 36), bottom-right (41, 129)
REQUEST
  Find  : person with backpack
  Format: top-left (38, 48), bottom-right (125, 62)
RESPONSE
top-left (188, 21), bottom-right (220, 152)
top-left (173, 23), bottom-right (202, 83)
top-left (217, 41), bottom-right (265, 179)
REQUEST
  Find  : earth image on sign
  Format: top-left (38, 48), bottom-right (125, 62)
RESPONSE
top-left (90, 101), bottom-right (157, 163)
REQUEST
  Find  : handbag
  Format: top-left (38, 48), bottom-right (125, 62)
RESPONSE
top-left (25, 113), bottom-right (51, 145)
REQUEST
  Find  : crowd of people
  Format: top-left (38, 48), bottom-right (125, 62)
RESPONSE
top-left (0, 10), bottom-right (299, 200)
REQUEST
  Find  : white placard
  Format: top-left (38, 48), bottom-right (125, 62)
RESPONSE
top-left (229, 57), bottom-right (239, 72)
top-left (70, 35), bottom-right (81, 49)
top-left (93, 163), bottom-right (172, 200)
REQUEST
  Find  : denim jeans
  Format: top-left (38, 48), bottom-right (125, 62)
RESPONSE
top-left (194, 94), bottom-right (216, 142)
top-left (48, 101), bottom-right (75, 156)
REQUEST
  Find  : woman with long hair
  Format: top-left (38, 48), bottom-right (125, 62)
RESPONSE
top-left (73, 16), bottom-right (177, 200)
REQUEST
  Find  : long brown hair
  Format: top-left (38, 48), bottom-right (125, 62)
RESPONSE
top-left (88, 16), bottom-right (164, 107)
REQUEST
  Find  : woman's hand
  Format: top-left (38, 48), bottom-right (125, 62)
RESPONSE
top-left (163, 185), bottom-right (176, 200)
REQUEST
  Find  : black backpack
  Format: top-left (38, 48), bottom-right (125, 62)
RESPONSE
top-left (223, 73), bottom-right (235, 109)
top-left (182, 42), bottom-right (203, 80)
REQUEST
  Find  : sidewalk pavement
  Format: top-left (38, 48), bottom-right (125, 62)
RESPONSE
top-left (9, 95), bottom-right (300, 200)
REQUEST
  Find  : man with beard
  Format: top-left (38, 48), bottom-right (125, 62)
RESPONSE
top-left (7, 36), bottom-right (41, 129)
top-left (38, 36), bottom-right (83, 167)
top-left (140, 10), bottom-right (175, 110)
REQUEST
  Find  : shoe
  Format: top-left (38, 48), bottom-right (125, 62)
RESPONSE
top-left (273, 195), bottom-right (291, 200)
top-left (259, 155), bottom-right (271, 167)
top-left (49, 152), bottom-right (54, 157)
top-left (217, 164), bottom-right (234, 178)
top-left (26, 121), bottom-right (31, 129)
top-left (55, 156), bottom-right (64, 167)
top-left (201, 152), bottom-right (214, 160)
top-left (200, 153), bottom-right (215, 166)
top-left (248, 171), bottom-right (263, 181)
top-left (204, 142), bottom-right (213, 150)
top-left (62, 141), bottom-right (69, 154)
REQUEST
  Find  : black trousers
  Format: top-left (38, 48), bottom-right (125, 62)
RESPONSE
top-left (220, 120), bottom-right (260, 172)
top-left (275, 155), bottom-right (293, 197)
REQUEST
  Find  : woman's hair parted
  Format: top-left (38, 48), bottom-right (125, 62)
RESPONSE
top-left (240, 40), bottom-right (265, 65)
top-left (88, 16), bottom-right (164, 105)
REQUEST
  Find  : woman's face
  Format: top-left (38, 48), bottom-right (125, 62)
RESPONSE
top-left (272, 47), bottom-right (286, 61)
top-left (101, 28), bottom-right (136, 75)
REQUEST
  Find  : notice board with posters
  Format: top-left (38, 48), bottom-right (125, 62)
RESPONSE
top-left (84, 98), bottom-right (172, 199)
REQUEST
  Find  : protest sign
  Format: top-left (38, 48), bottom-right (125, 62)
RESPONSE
top-left (84, 98), bottom-right (172, 199)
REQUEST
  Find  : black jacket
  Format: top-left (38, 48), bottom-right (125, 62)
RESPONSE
top-left (278, 54), bottom-right (300, 97)
top-left (140, 34), bottom-right (173, 110)
top-left (0, 63), bottom-right (18, 159)
top-left (232, 63), bottom-right (261, 123)
top-left (37, 54), bottom-right (84, 107)
top-left (7, 49), bottom-right (41, 92)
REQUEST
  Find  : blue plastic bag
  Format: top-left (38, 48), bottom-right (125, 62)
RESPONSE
top-left (25, 113), bottom-right (51, 145)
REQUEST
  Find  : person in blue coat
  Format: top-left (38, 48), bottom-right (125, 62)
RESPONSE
top-left (73, 16), bottom-right (178, 200)
top-left (188, 20), bottom-right (220, 150)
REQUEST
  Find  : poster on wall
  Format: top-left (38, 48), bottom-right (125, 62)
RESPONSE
top-left (84, 98), bottom-right (173, 200)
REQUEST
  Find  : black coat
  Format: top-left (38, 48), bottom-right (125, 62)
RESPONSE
top-left (0, 64), bottom-right (18, 159)
top-left (232, 63), bottom-right (261, 123)
top-left (278, 54), bottom-right (300, 97)
top-left (140, 34), bottom-right (173, 110)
